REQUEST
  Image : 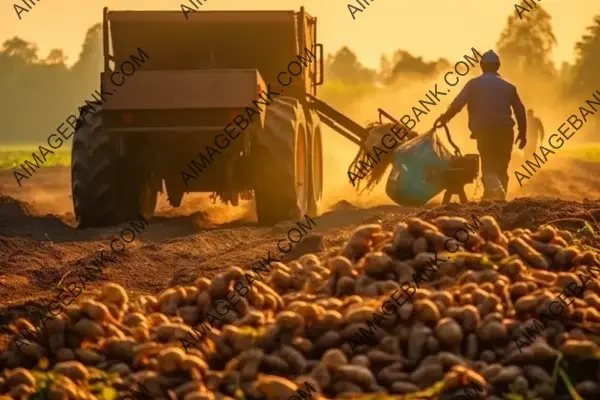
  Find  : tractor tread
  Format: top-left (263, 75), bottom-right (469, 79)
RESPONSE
top-left (71, 108), bottom-right (124, 228)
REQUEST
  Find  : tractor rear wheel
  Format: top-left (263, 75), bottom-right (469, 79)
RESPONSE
top-left (306, 110), bottom-right (323, 218)
top-left (71, 110), bottom-right (124, 228)
top-left (252, 97), bottom-right (309, 225)
top-left (71, 110), bottom-right (157, 228)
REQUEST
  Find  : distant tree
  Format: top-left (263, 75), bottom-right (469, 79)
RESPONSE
top-left (43, 49), bottom-right (68, 66)
top-left (326, 46), bottom-right (374, 85)
top-left (71, 23), bottom-right (103, 80)
top-left (496, 5), bottom-right (557, 79)
top-left (390, 50), bottom-right (405, 67)
top-left (0, 37), bottom-right (38, 84)
top-left (1, 37), bottom-right (38, 62)
top-left (321, 48), bottom-right (375, 110)
top-left (0, 37), bottom-right (40, 143)
top-left (387, 50), bottom-right (450, 83)
top-left (433, 58), bottom-right (451, 74)
top-left (0, 24), bottom-right (104, 145)
top-left (391, 51), bottom-right (435, 76)
top-left (571, 15), bottom-right (600, 95)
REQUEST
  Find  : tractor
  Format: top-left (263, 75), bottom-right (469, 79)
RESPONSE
top-left (70, 6), bottom-right (477, 228)
top-left (71, 6), bottom-right (380, 228)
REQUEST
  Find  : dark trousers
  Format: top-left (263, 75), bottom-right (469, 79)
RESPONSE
top-left (473, 127), bottom-right (514, 194)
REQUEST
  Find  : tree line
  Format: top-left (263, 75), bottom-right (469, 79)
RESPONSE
top-left (0, 8), bottom-right (598, 145)
top-left (322, 9), bottom-right (600, 116)
top-left (0, 24), bottom-right (102, 145)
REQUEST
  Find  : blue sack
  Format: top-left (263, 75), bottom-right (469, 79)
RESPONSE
top-left (386, 128), bottom-right (453, 206)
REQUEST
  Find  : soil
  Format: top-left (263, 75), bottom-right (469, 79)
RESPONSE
top-left (1, 155), bottom-right (600, 354)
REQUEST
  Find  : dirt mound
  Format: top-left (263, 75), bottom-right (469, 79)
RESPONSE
top-left (417, 197), bottom-right (600, 233)
top-left (0, 195), bottom-right (33, 219)
top-left (513, 158), bottom-right (600, 201)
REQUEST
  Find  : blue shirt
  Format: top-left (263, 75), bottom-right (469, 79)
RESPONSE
top-left (444, 72), bottom-right (527, 136)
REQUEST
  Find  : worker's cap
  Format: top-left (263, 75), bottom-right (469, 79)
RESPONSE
top-left (481, 50), bottom-right (500, 65)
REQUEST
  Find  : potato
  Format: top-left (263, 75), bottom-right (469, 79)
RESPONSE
top-left (156, 347), bottom-right (185, 374)
top-left (253, 375), bottom-right (299, 399)
top-left (74, 348), bottom-right (105, 365)
top-left (322, 349), bottom-right (348, 368)
top-left (363, 252), bottom-right (393, 276)
top-left (435, 318), bottom-right (463, 346)
top-left (329, 256), bottom-right (355, 277)
top-left (6, 368), bottom-right (35, 388)
top-left (74, 318), bottom-right (104, 340)
top-left (3, 216), bottom-right (600, 399)
top-left (508, 237), bottom-right (549, 269)
top-left (53, 361), bottom-right (89, 382)
top-left (100, 283), bottom-right (128, 308)
top-left (180, 354), bottom-right (209, 373)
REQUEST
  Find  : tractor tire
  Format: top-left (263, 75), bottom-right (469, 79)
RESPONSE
top-left (305, 109), bottom-right (323, 218)
top-left (252, 97), bottom-right (309, 225)
top-left (71, 110), bottom-right (157, 228)
top-left (71, 110), bottom-right (124, 228)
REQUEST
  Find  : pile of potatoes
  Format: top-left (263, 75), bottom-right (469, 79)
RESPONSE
top-left (2, 215), bottom-right (600, 399)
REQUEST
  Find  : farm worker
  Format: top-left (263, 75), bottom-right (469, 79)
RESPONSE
top-left (434, 50), bottom-right (527, 200)
top-left (524, 109), bottom-right (545, 158)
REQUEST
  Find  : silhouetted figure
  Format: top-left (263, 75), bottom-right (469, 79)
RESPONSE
top-left (435, 50), bottom-right (527, 200)
top-left (525, 108), bottom-right (545, 158)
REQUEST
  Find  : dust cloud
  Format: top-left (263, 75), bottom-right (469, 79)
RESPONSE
top-left (155, 193), bottom-right (255, 225)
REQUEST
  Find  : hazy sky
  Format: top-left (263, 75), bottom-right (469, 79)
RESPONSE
top-left (2, 0), bottom-right (598, 68)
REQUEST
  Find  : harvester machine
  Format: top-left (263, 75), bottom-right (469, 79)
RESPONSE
top-left (70, 6), bottom-right (475, 229)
